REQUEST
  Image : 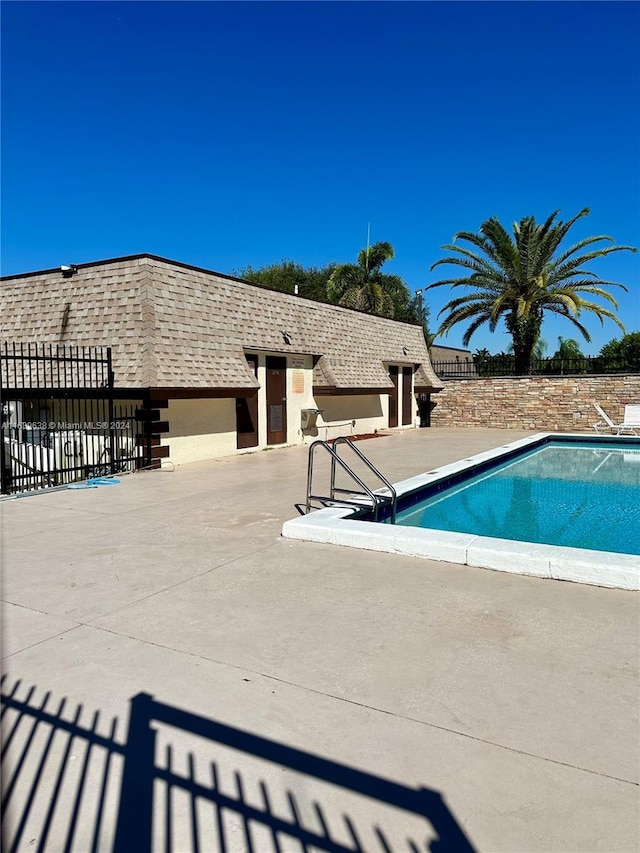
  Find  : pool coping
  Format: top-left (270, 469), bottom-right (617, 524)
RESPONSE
top-left (282, 432), bottom-right (640, 591)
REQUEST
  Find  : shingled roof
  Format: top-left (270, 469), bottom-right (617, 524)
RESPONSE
top-left (0, 254), bottom-right (443, 393)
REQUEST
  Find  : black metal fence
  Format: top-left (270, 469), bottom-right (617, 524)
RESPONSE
top-left (432, 354), bottom-right (640, 379)
top-left (1, 342), bottom-right (147, 495)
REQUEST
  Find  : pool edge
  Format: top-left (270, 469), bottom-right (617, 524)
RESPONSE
top-left (282, 432), bottom-right (640, 591)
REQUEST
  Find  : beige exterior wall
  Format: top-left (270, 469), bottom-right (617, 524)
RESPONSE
top-left (431, 375), bottom-right (640, 431)
top-left (311, 395), bottom-right (387, 442)
top-left (284, 354), bottom-right (320, 443)
top-left (162, 357), bottom-right (421, 466)
top-left (163, 398), bottom-right (237, 464)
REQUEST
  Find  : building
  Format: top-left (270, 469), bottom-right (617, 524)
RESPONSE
top-left (1, 254), bottom-right (443, 466)
top-left (429, 343), bottom-right (476, 378)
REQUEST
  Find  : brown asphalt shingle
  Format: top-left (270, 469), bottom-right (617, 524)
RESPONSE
top-left (1, 255), bottom-right (444, 393)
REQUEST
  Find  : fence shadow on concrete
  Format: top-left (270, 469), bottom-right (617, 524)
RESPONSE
top-left (1, 675), bottom-right (476, 852)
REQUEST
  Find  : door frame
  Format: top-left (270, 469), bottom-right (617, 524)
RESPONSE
top-left (266, 356), bottom-right (287, 445)
top-left (402, 366), bottom-right (413, 426)
top-left (236, 355), bottom-right (259, 449)
top-left (388, 366), bottom-right (399, 428)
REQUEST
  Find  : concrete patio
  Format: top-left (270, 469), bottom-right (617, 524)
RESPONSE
top-left (1, 428), bottom-right (638, 852)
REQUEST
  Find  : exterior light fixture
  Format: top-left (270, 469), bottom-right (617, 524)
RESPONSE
top-left (61, 264), bottom-right (77, 277)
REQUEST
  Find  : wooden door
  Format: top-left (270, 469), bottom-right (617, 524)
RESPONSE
top-left (266, 356), bottom-right (287, 445)
top-left (236, 355), bottom-right (258, 449)
top-left (388, 366), bottom-right (398, 428)
top-left (402, 366), bottom-right (413, 425)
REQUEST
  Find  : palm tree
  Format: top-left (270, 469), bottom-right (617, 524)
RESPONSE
top-left (553, 336), bottom-right (584, 359)
top-left (428, 209), bottom-right (637, 374)
top-left (327, 241), bottom-right (396, 318)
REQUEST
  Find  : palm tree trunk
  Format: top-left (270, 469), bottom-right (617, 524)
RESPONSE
top-left (508, 315), bottom-right (541, 375)
top-left (513, 347), bottom-right (534, 375)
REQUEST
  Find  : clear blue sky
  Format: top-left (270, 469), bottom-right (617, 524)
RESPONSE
top-left (2, 1), bottom-right (638, 355)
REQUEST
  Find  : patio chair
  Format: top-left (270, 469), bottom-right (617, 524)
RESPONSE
top-left (593, 403), bottom-right (639, 436)
top-left (623, 404), bottom-right (640, 427)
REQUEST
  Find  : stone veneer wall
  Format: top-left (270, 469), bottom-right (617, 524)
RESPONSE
top-left (430, 374), bottom-right (640, 431)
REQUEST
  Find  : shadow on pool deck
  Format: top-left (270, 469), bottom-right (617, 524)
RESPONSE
top-left (2, 676), bottom-right (476, 852)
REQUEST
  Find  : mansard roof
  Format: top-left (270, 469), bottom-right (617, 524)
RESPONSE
top-left (1, 254), bottom-right (443, 393)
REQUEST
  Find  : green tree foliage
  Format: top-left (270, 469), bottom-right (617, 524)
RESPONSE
top-left (326, 241), bottom-right (427, 329)
top-left (378, 276), bottom-right (431, 337)
top-left (599, 331), bottom-right (640, 362)
top-left (428, 209), bottom-right (637, 375)
top-left (472, 348), bottom-right (517, 377)
top-left (327, 241), bottom-right (397, 317)
top-left (553, 337), bottom-right (585, 359)
top-left (598, 331), bottom-right (640, 371)
top-left (506, 337), bottom-right (548, 358)
top-left (414, 294), bottom-right (432, 345)
top-left (237, 259), bottom-right (336, 302)
top-left (544, 337), bottom-right (588, 374)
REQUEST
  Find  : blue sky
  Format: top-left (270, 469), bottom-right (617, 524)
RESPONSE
top-left (2, 1), bottom-right (638, 355)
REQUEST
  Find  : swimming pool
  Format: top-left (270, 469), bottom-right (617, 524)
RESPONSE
top-left (389, 440), bottom-right (640, 555)
top-left (282, 433), bottom-right (640, 590)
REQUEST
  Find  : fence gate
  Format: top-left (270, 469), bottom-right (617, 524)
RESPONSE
top-left (1, 342), bottom-right (148, 495)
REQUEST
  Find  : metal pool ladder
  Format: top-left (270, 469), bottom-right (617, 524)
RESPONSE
top-left (305, 436), bottom-right (397, 523)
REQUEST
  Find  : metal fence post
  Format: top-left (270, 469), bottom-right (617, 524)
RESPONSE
top-left (0, 346), bottom-right (7, 495)
top-left (107, 348), bottom-right (116, 475)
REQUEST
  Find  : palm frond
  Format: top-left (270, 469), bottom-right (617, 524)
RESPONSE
top-left (357, 241), bottom-right (394, 276)
top-left (430, 244), bottom-right (503, 276)
top-left (543, 208), bottom-right (591, 258)
top-left (544, 309), bottom-right (593, 341)
top-left (460, 314), bottom-right (493, 346)
top-left (551, 234), bottom-right (613, 266)
top-left (450, 231), bottom-right (492, 253)
top-left (327, 264), bottom-right (362, 301)
top-left (338, 288), bottom-right (360, 310)
top-left (550, 282), bottom-right (622, 306)
top-left (481, 217), bottom-right (520, 274)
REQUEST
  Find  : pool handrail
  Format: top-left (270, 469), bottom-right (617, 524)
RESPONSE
top-left (332, 436), bottom-right (397, 524)
top-left (306, 438), bottom-right (397, 522)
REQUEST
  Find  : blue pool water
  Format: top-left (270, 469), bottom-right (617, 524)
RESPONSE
top-left (392, 441), bottom-right (640, 555)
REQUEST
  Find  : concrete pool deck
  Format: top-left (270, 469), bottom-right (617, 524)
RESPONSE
top-left (1, 428), bottom-right (638, 851)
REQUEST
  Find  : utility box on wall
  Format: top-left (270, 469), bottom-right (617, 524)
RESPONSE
top-left (301, 408), bottom-right (323, 431)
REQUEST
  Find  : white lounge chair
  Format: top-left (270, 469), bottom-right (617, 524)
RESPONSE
top-left (623, 404), bottom-right (640, 428)
top-left (593, 403), bottom-right (639, 436)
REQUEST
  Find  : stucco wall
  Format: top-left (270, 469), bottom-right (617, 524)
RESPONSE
top-left (281, 354), bottom-right (317, 446)
top-left (430, 375), bottom-right (640, 431)
top-left (311, 394), bottom-right (387, 442)
top-left (163, 398), bottom-right (237, 464)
